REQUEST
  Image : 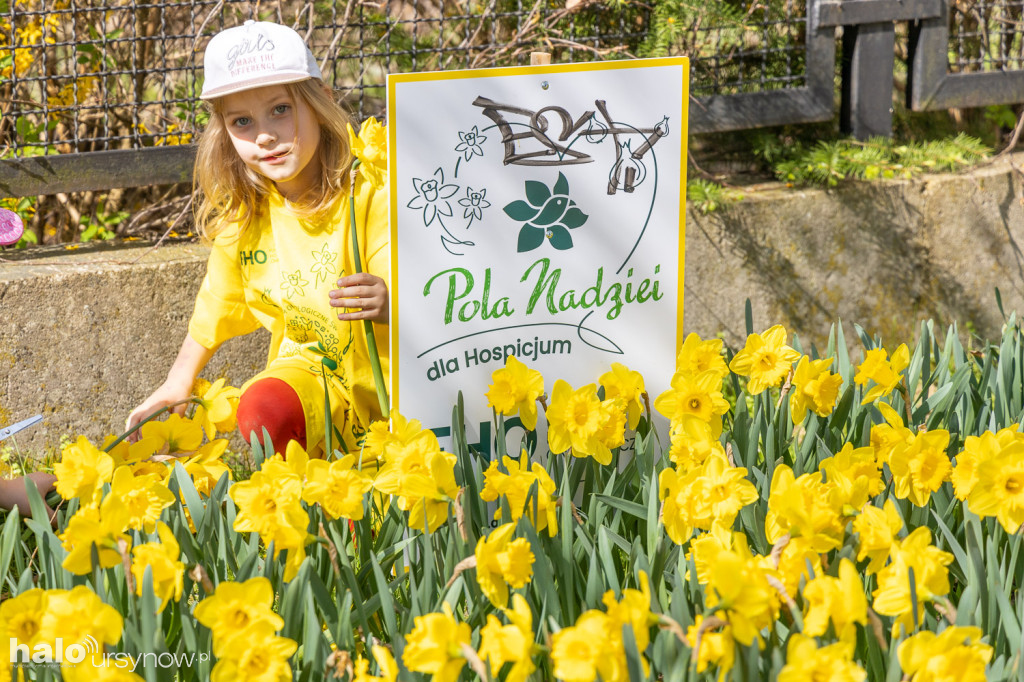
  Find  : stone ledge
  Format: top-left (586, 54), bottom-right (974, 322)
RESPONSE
top-left (2, 154), bottom-right (1023, 452)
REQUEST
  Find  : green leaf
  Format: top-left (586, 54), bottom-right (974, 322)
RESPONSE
top-left (562, 206), bottom-right (588, 228)
top-left (548, 224), bottom-right (573, 250)
top-left (517, 224), bottom-right (545, 252)
top-left (594, 494), bottom-right (647, 521)
top-left (524, 180), bottom-right (551, 206)
top-left (553, 172), bottom-right (569, 196)
top-left (370, 552), bottom-right (399, 639)
top-left (504, 200), bottom-right (540, 222)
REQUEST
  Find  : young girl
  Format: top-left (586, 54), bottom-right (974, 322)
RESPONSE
top-left (126, 20), bottom-right (390, 457)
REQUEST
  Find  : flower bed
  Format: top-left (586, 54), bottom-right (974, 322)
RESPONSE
top-left (2, 315), bottom-right (1023, 681)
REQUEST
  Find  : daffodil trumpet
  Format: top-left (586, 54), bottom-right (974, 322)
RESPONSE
top-left (349, 159), bottom-right (390, 419)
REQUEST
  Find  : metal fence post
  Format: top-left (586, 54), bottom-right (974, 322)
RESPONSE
top-left (839, 4), bottom-right (896, 139)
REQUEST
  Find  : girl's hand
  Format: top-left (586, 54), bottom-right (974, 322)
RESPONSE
top-left (330, 273), bottom-right (389, 324)
top-left (125, 380), bottom-right (192, 441)
top-left (125, 335), bottom-right (215, 442)
top-left (0, 473), bottom-right (57, 527)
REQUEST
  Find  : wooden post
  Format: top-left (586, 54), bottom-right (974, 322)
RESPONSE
top-left (530, 52), bottom-right (551, 66)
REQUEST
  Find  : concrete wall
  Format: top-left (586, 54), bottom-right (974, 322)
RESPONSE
top-left (2, 154), bottom-right (1023, 453)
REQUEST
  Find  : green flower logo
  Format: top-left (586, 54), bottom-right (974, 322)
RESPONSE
top-left (503, 172), bottom-right (588, 252)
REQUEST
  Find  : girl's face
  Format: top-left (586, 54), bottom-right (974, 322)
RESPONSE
top-left (221, 84), bottom-right (321, 201)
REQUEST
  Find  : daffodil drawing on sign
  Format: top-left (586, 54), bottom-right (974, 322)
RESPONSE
top-left (458, 186), bottom-right (491, 225)
top-left (408, 167), bottom-right (476, 255)
top-left (455, 125), bottom-right (487, 160)
top-left (407, 167), bottom-right (459, 227)
top-left (503, 172), bottom-right (588, 252)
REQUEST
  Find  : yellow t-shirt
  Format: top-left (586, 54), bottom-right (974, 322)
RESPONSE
top-left (189, 176), bottom-right (389, 451)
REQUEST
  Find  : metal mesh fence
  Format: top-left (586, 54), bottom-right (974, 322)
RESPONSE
top-left (682, 2), bottom-right (808, 97)
top-left (950, 0), bottom-right (1024, 73)
top-left (0, 0), bottom-right (812, 158)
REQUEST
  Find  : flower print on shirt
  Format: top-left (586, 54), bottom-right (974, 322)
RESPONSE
top-left (281, 269), bottom-right (309, 300)
top-left (310, 243), bottom-right (339, 286)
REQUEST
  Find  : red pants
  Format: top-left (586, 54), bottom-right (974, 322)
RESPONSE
top-left (236, 378), bottom-right (307, 453)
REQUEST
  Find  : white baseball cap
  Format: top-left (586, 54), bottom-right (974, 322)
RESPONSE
top-left (200, 20), bottom-right (322, 100)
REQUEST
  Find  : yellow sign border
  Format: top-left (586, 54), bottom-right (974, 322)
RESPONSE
top-left (387, 57), bottom-right (689, 417)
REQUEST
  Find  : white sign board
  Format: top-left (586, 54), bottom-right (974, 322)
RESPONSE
top-left (387, 58), bottom-right (688, 453)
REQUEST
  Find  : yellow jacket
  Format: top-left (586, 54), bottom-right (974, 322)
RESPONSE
top-left (189, 176), bottom-right (389, 449)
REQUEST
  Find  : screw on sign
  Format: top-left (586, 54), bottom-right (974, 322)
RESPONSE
top-left (0, 208), bottom-right (25, 246)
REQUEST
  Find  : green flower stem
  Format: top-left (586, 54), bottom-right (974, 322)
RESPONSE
top-left (105, 398), bottom-right (198, 452)
top-left (349, 159), bottom-right (391, 419)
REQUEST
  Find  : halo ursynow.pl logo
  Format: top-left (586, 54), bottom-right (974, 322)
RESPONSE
top-left (9, 634), bottom-right (99, 665)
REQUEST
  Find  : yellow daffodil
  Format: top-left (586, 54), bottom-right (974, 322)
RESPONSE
top-left (765, 464), bottom-right (845, 553)
top-left (109, 465), bottom-right (175, 533)
top-left (777, 634), bottom-right (865, 682)
top-left (889, 428), bottom-right (951, 507)
top-left (667, 413), bottom-right (726, 472)
top-left (140, 413), bottom-right (204, 454)
top-left (898, 626), bottom-right (992, 682)
top-left (852, 498), bottom-right (904, 574)
top-left (819, 442), bottom-right (883, 512)
top-left (362, 412), bottom-right (424, 463)
top-left (872, 527), bottom-right (954, 634)
top-left (661, 453), bottom-right (759, 546)
top-left (697, 454), bottom-right (759, 527)
top-left (354, 645), bottom-right (399, 682)
top-left (676, 332), bottom-right (730, 381)
top-left (184, 439), bottom-right (233, 498)
top-left (130, 522), bottom-right (185, 611)
top-left (689, 521), bottom-right (733, 584)
top-left (702, 544), bottom-right (779, 646)
top-left (230, 469), bottom-right (310, 581)
top-left (373, 428), bottom-right (460, 533)
top-left (478, 594), bottom-right (536, 682)
top-left (595, 397), bottom-right (628, 452)
top-left (871, 402), bottom-right (916, 467)
top-left (191, 377), bottom-right (241, 439)
top-left (210, 620), bottom-right (297, 682)
top-left (599, 362), bottom-right (646, 430)
top-left (801, 558), bottom-right (867, 644)
top-left (855, 343), bottom-right (910, 404)
top-left (659, 464), bottom-right (701, 545)
top-left (773, 535), bottom-right (822, 597)
top-left (302, 454), bottom-right (373, 521)
top-left (475, 523), bottom-right (535, 607)
top-left (194, 577), bottom-right (285, 647)
top-left (36, 585), bottom-right (123, 658)
top-left (486, 355), bottom-right (545, 431)
top-left (54, 435), bottom-right (114, 504)
top-left (546, 380), bottom-right (609, 464)
top-left (951, 427), bottom-right (1023, 500)
top-left (261, 440), bottom-right (309, 482)
top-left (402, 603), bottom-right (471, 682)
top-left (654, 370), bottom-right (729, 427)
top-left (550, 610), bottom-right (619, 682)
top-left (480, 453), bottom-right (559, 536)
top-left (789, 355), bottom-right (843, 423)
top-left (60, 496), bottom-right (132, 575)
top-left (728, 325), bottom-right (801, 395)
top-left (105, 434), bottom-right (162, 469)
top-left (0, 588), bottom-right (48, 649)
top-left (348, 116), bottom-right (388, 190)
top-left (602, 571), bottom-right (655, 652)
top-left (686, 614), bottom-right (735, 681)
top-left (967, 439), bottom-right (1024, 532)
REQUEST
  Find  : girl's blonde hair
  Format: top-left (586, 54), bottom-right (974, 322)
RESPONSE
top-left (193, 79), bottom-right (354, 242)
